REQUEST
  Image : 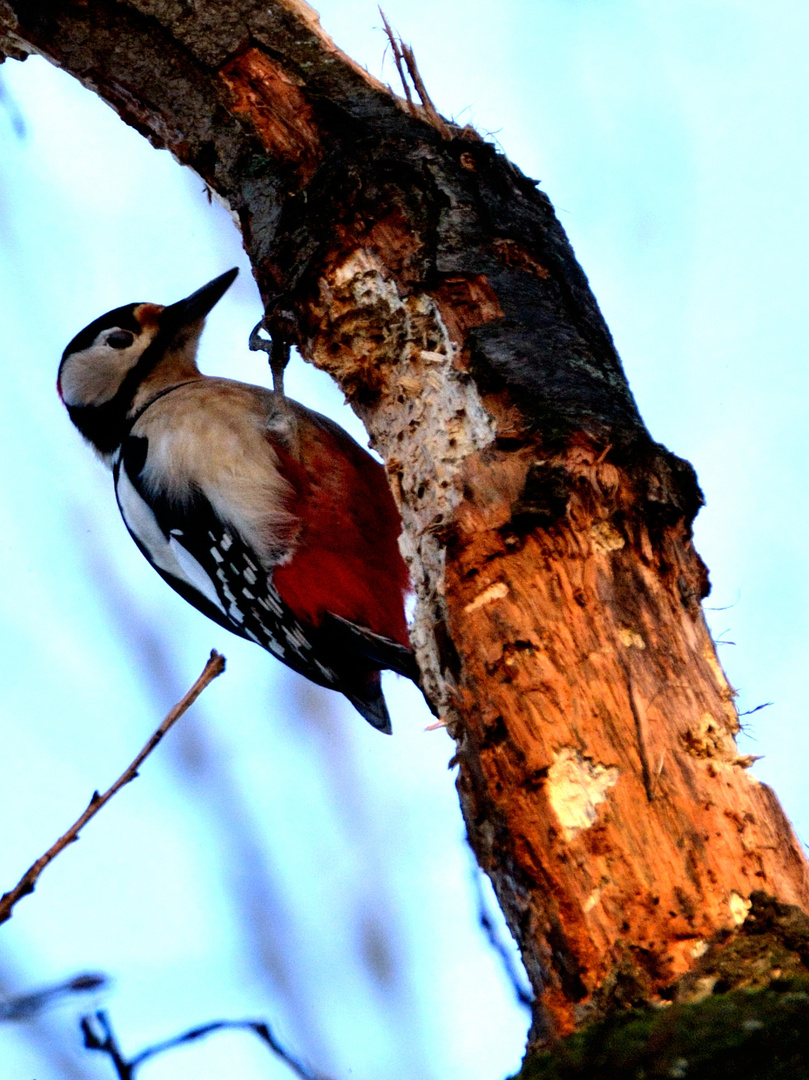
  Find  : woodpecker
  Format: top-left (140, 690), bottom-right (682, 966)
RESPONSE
top-left (57, 268), bottom-right (418, 732)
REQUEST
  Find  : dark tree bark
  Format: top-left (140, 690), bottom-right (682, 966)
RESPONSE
top-left (3, 0), bottom-right (808, 1049)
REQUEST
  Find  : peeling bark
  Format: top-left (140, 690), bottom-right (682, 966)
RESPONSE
top-left (4, 0), bottom-right (809, 1049)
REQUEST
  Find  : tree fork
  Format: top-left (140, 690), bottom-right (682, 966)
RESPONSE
top-left (3, 0), bottom-right (808, 1045)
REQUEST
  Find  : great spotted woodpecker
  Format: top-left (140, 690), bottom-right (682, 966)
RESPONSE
top-left (57, 268), bottom-right (418, 732)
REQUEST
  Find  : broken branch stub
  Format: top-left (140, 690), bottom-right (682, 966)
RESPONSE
top-left (4, 0), bottom-right (809, 1044)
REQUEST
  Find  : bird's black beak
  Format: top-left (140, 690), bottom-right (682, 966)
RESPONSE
top-left (159, 267), bottom-right (239, 335)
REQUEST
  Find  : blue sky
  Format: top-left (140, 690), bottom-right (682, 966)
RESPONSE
top-left (1, 1), bottom-right (808, 1076)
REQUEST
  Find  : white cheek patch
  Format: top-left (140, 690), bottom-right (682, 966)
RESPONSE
top-left (115, 468), bottom-right (226, 617)
top-left (60, 343), bottom-right (141, 407)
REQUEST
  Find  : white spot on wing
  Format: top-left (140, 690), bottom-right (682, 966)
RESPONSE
top-left (217, 576), bottom-right (236, 604)
top-left (285, 625), bottom-right (309, 649)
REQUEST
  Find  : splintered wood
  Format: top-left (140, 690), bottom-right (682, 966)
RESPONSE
top-left (221, 49), bottom-right (323, 182)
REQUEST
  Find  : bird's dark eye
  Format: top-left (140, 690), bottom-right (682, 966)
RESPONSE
top-left (106, 330), bottom-right (135, 350)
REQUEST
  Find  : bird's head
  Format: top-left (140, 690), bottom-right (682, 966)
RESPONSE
top-left (57, 267), bottom-right (239, 458)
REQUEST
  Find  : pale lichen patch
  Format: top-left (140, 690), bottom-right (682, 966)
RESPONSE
top-left (590, 519), bottom-right (625, 554)
top-left (618, 626), bottom-right (646, 649)
top-left (729, 891), bottom-right (752, 926)
top-left (547, 748), bottom-right (620, 841)
top-left (583, 886), bottom-right (603, 913)
top-left (682, 712), bottom-right (739, 762)
top-left (701, 641), bottom-right (740, 734)
top-left (464, 581), bottom-right (509, 613)
top-left (679, 975), bottom-right (718, 1003)
top-left (702, 642), bottom-right (736, 702)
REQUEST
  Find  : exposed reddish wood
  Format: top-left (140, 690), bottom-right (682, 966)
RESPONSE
top-left (220, 48), bottom-right (323, 181)
top-left (493, 237), bottom-right (551, 279)
top-left (430, 276), bottom-right (528, 441)
top-left (431, 274), bottom-right (505, 344)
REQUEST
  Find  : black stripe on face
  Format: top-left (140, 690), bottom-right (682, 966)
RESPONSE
top-left (59, 307), bottom-right (168, 455)
top-left (66, 397), bottom-right (133, 457)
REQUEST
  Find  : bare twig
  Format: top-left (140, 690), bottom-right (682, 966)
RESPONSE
top-left (379, 8), bottom-right (414, 110)
top-left (81, 1013), bottom-right (131, 1080)
top-left (739, 701), bottom-right (773, 717)
top-left (399, 41), bottom-right (447, 133)
top-left (82, 1010), bottom-right (327, 1080)
top-left (378, 8), bottom-right (451, 138)
top-left (0, 651), bottom-right (226, 928)
top-left (131, 1017), bottom-right (323, 1078)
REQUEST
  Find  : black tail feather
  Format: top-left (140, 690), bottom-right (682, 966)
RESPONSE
top-left (322, 612), bottom-right (435, 730)
top-left (347, 680), bottom-right (393, 734)
top-left (323, 612), bottom-right (420, 682)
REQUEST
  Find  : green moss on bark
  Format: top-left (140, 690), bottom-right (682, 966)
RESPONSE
top-left (514, 978), bottom-right (809, 1080)
top-left (514, 894), bottom-right (809, 1080)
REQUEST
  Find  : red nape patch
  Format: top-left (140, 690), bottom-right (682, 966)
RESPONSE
top-left (274, 547), bottom-right (410, 648)
top-left (133, 302), bottom-right (163, 329)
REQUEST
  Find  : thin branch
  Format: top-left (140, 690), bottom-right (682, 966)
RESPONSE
top-left (131, 1017), bottom-right (324, 1078)
top-left (81, 1013), bottom-right (131, 1080)
top-left (0, 651), bottom-right (226, 927)
top-left (739, 701), bottom-right (773, 717)
top-left (399, 41), bottom-right (448, 135)
top-left (81, 1010), bottom-right (327, 1080)
top-left (379, 8), bottom-right (414, 111)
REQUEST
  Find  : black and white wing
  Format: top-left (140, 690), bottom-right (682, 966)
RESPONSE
top-left (112, 433), bottom-right (344, 693)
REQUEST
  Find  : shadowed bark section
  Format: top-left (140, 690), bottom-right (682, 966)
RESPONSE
top-left (4, 0), bottom-right (809, 1049)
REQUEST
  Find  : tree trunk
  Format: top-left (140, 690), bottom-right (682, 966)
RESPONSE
top-left (3, 0), bottom-right (808, 1046)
